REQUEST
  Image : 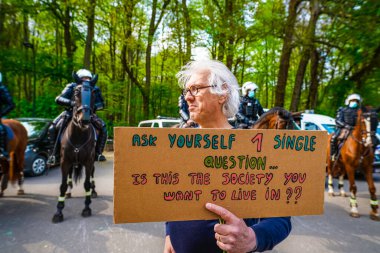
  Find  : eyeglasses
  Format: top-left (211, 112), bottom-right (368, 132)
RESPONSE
top-left (182, 85), bottom-right (215, 96)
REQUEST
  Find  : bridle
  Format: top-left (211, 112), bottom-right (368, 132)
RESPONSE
top-left (274, 112), bottom-right (294, 130)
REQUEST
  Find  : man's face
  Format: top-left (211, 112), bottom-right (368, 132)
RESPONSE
top-left (184, 70), bottom-right (223, 125)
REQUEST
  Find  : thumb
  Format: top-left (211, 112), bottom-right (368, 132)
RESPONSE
top-left (205, 203), bottom-right (239, 224)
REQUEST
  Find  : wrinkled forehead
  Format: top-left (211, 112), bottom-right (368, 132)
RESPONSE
top-left (186, 69), bottom-right (210, 88)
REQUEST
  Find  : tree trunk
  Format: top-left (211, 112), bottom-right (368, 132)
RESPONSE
top-left (275, 0), bottom-right (301, 107)
top-left (290, 0), bottom-right (320, 112)
top-left (182, 0), bottom-right (191, 63)
top-left (83, 0), bottom-right (96, 69)
top-left (307, 48), bottom-right (319, 109)
top-left (144, 0), bottom-right (171, 118)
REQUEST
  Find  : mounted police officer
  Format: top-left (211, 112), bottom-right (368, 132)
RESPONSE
top-left (236, 82), bottom-right (264, 128)
top-left (47, 69), bottom-right (107, 164)
top-left (0, 73), bottom-right (15, 161)
top-left (330, 93), bottom-right (361, 161)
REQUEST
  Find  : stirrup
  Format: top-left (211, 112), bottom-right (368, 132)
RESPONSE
top-left (47, 155), bottom-right (56, 165)
top-left (96, 154), bottom-right (106, 162)
top-left (0, 152), bottom-right (9, 162)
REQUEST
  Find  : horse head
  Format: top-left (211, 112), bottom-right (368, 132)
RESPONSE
top-left (357, 109), bottom-right (372, 148)
top-left (72, 81), bottom-right (94, 128)
top-left (252, 107), bottom-right (297, 130)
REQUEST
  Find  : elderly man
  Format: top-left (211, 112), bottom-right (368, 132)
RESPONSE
top-left (164, 59), bottom-right (291, 253)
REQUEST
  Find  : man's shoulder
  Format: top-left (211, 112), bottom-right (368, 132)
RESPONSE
top-left (64, 82), bottom-right (77, 88)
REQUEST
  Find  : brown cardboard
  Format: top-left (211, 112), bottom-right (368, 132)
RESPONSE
top-left (114, 127), bottom-right (327, 224)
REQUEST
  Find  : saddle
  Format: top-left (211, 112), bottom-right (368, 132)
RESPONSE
top-left (336, 128), bottom-right (350, 153)
top-left (0, 124), bottom-right (15, 148)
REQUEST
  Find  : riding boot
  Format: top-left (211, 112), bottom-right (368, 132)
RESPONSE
top-left (95, 126), bottom-right (107, 162)
top-left (0, 124), bottom-right (9, 161)
top-left (47, 124), bottom-right (59, 165)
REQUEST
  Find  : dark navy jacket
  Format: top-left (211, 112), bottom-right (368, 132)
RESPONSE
top-left (55, 82), bottom-right (104, 112)
top-left (166, 217), bottom-right (291, 252)
top-left (0, 84), bottom-right (15, 117)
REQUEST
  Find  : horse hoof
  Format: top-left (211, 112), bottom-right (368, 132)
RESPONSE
top-left (82, 208), bottom-right (92, 217)
top-left (91, 191), bottom-right (98, 198)
top-left (0, 192), bottom-right (3, 197)
top-left (17, 189), bottom-right (25, 195)
top-left (52, 214), bottom-right (64, 223)
top-left (370, 213), bottom-right (380, 221)
top-left (65, 193), bottom-right (72, 198)
top-left (350, 212), bottom-right (360, 218)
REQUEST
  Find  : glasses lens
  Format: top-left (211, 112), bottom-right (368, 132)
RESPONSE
top-left (190, 86), bottom-right (198, 96)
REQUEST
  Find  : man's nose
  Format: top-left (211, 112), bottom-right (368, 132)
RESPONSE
top-left (184, 91), bottom-right (193, 101)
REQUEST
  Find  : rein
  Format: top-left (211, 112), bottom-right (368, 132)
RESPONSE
top-left (65, 124), bottom-right (93, 165)
top-left (274, 114), bottom-right (293, 129)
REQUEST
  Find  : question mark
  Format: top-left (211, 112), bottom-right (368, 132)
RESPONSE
top-left (294, 186), bottom-right (302, 204)
top-left (286, 187), bottom-right (293, 204)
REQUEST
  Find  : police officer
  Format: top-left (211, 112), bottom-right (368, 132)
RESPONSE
top-left (48, 69), bottom-right (107, 164)
top-left (236, 82), bottom-right (264, 128)
top-left (0, 73), bottom-right (15, 161)
top-left (330, 93), bottom-right (361, 161)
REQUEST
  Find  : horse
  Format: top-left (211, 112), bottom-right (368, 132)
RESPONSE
top-left (251, 107), bottom-right (298, 130)
top-left (52, 81), bottom-right (97, 223)
top-left (326, 109), bottom-right (379, 221)
top-left (0, 119), bottom-right (28, 197)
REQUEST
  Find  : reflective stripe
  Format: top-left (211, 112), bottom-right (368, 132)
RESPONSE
top-left (350, 198), bottom-right (357, 204)
top-left (67, 178), bottom-right (72, 182)
top-left (86, 191), bottom-right (91, 196)
top-left (370, 200), bottom-right (378, 206)
top-left (58, 196), bottom-right (65, 202)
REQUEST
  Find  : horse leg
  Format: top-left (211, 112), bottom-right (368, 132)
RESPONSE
top-left (327, 174), bottom-right (335, 196)
top-left (82, 166), bottom-right (92, 217)
top-left (346, 171), bottom-right (360, 218)
top-left (364, 171), bottom-right (380, 221)
top-left (90, 167), bottom-right (97, 198)
top-left (52, 167), bottom-right (69, 223)
top-left (338, 175), bottom-right (346, 197)
top-left (17, 171), bottom-right (25, 195)
top-left (0, 173), bottom-right (8, 197)
top-left (65, 173), bottom-right (73, 198)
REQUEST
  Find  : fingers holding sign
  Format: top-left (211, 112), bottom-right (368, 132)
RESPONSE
top-left (206, 203), bottom-right (257, 253)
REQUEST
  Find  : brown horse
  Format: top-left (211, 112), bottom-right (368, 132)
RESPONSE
top-left (0, 119), bottom-right (28, 197)
top-left (251, 107), bottom-right (298, 130)
top-left (326, 109), bottom-right (379, 221)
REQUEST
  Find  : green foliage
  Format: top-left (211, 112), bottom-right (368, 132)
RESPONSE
top-left (0, 0), bottom-right (379, 135)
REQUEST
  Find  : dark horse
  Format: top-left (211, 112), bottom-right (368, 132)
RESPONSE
top-left (251, 107), bottom-right (298, 130)
top-left (52, 81), bottom-right (97, 223)
top-left (0, 119), bottom-right (28, 196)
top-left (326, 109), bottom-right (379, 221)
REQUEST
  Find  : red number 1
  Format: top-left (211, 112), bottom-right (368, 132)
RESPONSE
top-left (251, 133), bottom-right (263, 152)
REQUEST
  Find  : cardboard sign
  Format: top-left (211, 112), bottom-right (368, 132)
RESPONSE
top-left (114, 127), bottom-right (327, 224)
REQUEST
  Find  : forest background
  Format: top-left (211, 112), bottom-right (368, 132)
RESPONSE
top-left (1, 0), bottom-right (379, 138)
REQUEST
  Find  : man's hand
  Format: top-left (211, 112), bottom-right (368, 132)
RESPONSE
top-left (163, 235), bottom-right (176, 253)
top-left (206, 203), bottom-right (257, 253)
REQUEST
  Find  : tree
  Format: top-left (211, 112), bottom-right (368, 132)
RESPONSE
top-left (275, 0), bottom-right (302, 108)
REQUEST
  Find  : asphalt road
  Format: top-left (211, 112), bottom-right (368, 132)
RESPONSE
top-left (1, 152), bottom-right (379, 253)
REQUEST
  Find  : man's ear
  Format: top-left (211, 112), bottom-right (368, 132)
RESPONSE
top-left (218, 83), bottom-right (229, 104)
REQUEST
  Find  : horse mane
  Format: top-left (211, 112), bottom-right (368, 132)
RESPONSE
top-left (253, 107), bottom-right (295, 129)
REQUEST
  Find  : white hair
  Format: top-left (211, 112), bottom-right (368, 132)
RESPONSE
top-left (176, 59), bottom-right (240, 118)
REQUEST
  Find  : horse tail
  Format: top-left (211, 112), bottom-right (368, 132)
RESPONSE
top-left (73, 165), bottom-right (83, 184)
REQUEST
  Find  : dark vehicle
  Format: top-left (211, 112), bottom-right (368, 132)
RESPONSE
top-left (16, 118), bottom-right (57, 176)
top-left (374, 124), bottom-right (380, 173)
